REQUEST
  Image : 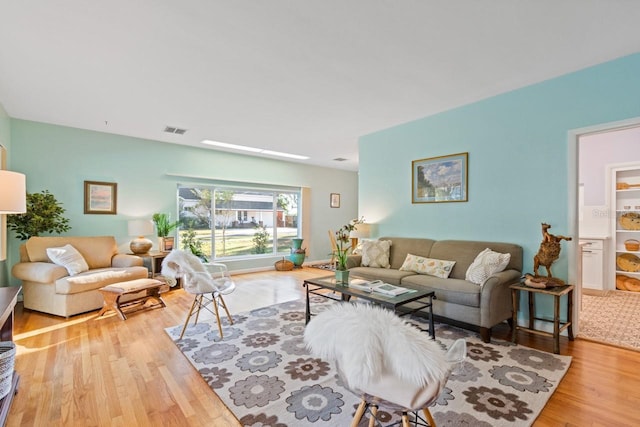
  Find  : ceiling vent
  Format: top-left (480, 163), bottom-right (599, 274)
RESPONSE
top-left (164, 126), bottom-right (187, 135)
top-left (333, 157), bottom-right (348, 162)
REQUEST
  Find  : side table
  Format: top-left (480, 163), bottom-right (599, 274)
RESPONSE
top-left (132, 251), bottom-right (169, 278)
top-left (0, 286), bottom-right (20, 426)
top-left (510, 283), bottom-right (574, 354)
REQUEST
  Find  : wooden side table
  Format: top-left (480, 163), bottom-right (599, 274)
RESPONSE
top-left (0, 286), bottom-right (20, 426)
top-left (511, 283), bottom-right (574, 354)
top-left (132, 251), bottom-right (169, 278)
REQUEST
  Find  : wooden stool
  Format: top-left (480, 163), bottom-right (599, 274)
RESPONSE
top-left (511, 283), bottom-right (574, 354)
top-left (97, 278), bottom-right (168, 320)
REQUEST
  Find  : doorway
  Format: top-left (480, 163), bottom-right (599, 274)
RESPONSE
top-left (573, 119), bottom-right (640, 347)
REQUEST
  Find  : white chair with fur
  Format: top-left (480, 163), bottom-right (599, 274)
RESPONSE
top-left (161, 250), bottom-right (235, 339)
top-left (304, 303), bottom-right (465, 427)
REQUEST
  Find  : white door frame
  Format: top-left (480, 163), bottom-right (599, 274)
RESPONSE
top-left (568, 116), bottom-right (640, 336)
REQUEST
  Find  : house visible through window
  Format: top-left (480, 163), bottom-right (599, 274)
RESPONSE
top-left (178, 185), bottom-right (300, 260)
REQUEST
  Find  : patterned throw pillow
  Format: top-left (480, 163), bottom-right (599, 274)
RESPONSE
top-left (361, 240), bottom-right (392, 268)
top-left (399, 253), bottom-right (456, 279)
top-left (46, 244), bottom-right (90, 276)
top-left (465, 248), bottom-right (511, 285)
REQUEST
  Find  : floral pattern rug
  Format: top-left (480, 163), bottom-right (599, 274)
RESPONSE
top-left (164, 296), bottom-right (571, 426)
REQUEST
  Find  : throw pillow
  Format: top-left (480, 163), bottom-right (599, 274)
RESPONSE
top-left (361, 239), bottom-right (392, 268)
top-left (399, 253), bottom-right (456, 279)
top-left (46, 244), bottom-right (90, 276)
top-left (465, 248), bottom-right (511, 285)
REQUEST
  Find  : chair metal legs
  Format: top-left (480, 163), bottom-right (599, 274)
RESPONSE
top-left (179, 293), bottom-right (234, 339)
top-left (350, 398), bottom-right (437, 427)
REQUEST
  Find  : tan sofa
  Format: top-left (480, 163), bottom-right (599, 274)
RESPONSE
top-left (12, 236), bottom-right (148, 317)
top-left (347, 237), bottom-right (523, 342)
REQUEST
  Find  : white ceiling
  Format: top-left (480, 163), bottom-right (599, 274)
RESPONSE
top-left (1, 1), bottom-right (640, 171)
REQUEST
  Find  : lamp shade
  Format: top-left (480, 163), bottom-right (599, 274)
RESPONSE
top-left (349, 223), bottom-right (371, 239)
top-left (0, 170), bottom-right (26, 214)
top-left (128, 219), bottom-right (154, 237)
top-left (128, 219), bottom-right (154, 254)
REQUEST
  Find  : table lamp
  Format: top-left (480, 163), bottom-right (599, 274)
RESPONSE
top-left (0, 170), bottom-right (26, 262)
top-left (0, 170), bottom-right (26, 214)
top-left (128, 219), bottom-right (154, 254)
top-left (349, 223), bottom-right (371, 249)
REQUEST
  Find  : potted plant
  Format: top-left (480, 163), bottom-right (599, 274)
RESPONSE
top-left (152, 213), bottom-right (180, 251)
top-left (181, 228), bottom-right (208, 262)
top-left (334, 217), bottom-right (364, 284)
top-left (7, 190), bottom-right (71, 240)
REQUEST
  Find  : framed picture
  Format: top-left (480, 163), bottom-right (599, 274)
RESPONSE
top-left (84, 181), bottom-right (117, 214)
top-left (412, 152), bottom-right (468, 203)
top-left (330, 193), bottom-right (341, 208)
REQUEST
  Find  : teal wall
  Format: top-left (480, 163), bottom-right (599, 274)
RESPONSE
top-left (5, 120), bottom-right (358, 286)
top-left (359, 53), bottom-right (640, 321)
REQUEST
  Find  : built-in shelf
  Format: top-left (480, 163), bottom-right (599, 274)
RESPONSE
top-left (612, 166), bottom-right (640, 290)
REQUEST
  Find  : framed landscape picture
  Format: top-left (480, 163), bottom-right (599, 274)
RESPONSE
top-left (412, 152), bottom-right (468, 203)
top-left (84, 181), bottom-right (117, 214)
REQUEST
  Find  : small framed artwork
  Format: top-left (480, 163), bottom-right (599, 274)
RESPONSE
top-left (84, 181), bottom-right (118, 214)
top-left (330, 193), bottom-right (341, 208)
top-left (412, 152), bottom-right (468, 203)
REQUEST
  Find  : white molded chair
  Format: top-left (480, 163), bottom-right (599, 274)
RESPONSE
top-left (161, 250), bottom-right (235, 339)
top-left (304, 303), bottom-right (465, 427)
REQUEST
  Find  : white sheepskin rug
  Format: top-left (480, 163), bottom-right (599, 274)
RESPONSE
top-left (304, 303), bottom-right (449, 391)
top-left (161, 250), bottom-right (223, 294)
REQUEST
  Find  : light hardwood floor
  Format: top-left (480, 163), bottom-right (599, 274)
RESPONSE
top-left (8, 267), bottom-right (640, 426)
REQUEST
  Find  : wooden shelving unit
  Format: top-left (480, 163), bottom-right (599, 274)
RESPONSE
top-left (612, 167), bottom-right (640, 288)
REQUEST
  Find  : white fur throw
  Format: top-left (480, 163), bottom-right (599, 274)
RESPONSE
top-left (304, 303), bottom-right (449, 391)
top-left (161, 250), bottom-right (218, 294)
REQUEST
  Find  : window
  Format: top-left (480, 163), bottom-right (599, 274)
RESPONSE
top-left (178, 184), bottom-right (300, 260)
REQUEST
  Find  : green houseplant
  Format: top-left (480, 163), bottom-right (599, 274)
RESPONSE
top-left (181, 228), bottom-right (208, 262)
top-left (334, 217), bottom-right (364, 283)
top-left (7, 190), bottom-right (71, 240)
top-left (152, 213), bottom-right (180, 251)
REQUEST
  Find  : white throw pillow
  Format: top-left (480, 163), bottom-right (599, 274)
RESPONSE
top-left (361, 240), bottom-right (392, 268)
top-left (465, 248), bottom-right (511, 285)
top-left (399, 253), bottom-right (456, 278)
top-left (46, 244), bottom-right (89, 276)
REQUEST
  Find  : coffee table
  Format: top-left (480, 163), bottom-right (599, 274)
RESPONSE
top-left (303, 275), bottom-right (436, 339)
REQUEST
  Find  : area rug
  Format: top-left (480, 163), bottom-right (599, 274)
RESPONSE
top-left (579, 291), bottom-right (640, 351)
top-left (165, 297), bottom-right (571, 426)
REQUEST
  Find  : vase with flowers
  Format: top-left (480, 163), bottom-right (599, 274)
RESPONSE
top-left (334, 217), bottom-right (364, 284)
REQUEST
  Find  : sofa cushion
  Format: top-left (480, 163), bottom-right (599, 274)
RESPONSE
top-left (399, 254), bottom-right (455, 279)
top-left (361, 240), bottom-right (392, 268)
top-left (465, 248), bottom-right (511, 285)
top-left (55, 266), bottom-right (149, 295)
top-left (25, 236), bottom-right (118, 269)
top-left (428, 240), bottom-right (522, 280)
top-left (46, 244), bottom-right (90, 275)
top-left (400, 275), bottom-right (481, 307)
top-left (380, 237), bottom-right (436, 269)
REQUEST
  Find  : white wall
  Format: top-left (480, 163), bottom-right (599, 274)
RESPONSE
top-left (579, 126), bottom-right (640, 206)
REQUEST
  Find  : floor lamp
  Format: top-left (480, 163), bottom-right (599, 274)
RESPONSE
top-left (0, 170), bottom-right (26, 261)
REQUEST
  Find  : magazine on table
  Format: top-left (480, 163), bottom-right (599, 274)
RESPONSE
top-left (349, 279), bottom-right (412, 296)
